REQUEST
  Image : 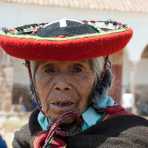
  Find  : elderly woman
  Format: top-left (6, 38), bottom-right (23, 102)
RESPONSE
top-left (0, 19), bottom-right (148, 148)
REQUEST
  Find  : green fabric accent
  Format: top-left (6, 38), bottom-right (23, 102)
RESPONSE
top-left (81, 107), bottom-right (102, 131)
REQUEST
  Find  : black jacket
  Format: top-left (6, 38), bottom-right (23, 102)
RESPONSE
top-left (13, 109), bottom-right (148, 148)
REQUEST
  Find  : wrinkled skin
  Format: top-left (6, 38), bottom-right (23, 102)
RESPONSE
top-left (34, 60), bottom-right (96, 121)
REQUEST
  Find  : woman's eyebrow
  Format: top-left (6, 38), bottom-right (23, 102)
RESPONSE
top-left (73, 60), bottom-right (89, 65)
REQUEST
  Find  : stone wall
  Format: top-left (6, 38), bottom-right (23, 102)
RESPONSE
top-left (0, 49), bottom-right (13, 112)
top-left (12, 83), bottom-right (33, 111)
top-left (0, 65), bottom-right (13, 111)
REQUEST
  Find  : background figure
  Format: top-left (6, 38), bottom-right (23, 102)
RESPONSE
top-left (0, 135), bottom-right (7, 148)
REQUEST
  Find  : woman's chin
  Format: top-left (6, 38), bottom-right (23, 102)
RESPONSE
top-left (46, 104), bottom-right (79, 122)
top-left (48, 112), bottom-right (75, 124)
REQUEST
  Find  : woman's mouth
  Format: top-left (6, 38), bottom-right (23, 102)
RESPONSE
top-left (49, 101), bottom-right (75, 111)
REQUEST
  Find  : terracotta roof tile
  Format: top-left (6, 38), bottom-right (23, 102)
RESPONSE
top-left (1, 0), bottom-right (148, 13)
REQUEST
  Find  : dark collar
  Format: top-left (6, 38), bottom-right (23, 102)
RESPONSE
top-left (28, 108), bottom-right (42, 136)
top-left (28, 106), bottom-right (148, 137)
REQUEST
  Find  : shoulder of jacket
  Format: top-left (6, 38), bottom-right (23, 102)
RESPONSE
top-left (81, 114), bottom-right (148, 136)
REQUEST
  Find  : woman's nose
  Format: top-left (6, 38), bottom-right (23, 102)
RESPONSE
top-left (54, 81), bottom-right (72, 91)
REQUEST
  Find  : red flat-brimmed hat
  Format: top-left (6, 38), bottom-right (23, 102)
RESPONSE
top-left (0, 19), bottom-right (133, 61)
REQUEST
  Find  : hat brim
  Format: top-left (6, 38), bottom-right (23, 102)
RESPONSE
top-left (0, 28), bottom-right (133, 61)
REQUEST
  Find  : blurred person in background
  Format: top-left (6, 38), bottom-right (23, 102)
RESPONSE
top-left (0, 135), bottom-right (7, 148)
top-left (0, 19), bottom-right (148, 148)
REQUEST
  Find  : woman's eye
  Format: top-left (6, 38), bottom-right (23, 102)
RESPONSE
top-left (72, 64), bottom-right (83, 73)
top-left (44, 65), bottom-right (56, 73)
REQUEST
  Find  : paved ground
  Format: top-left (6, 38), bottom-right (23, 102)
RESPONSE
top-left (0, 112), bottom-right (29, 148)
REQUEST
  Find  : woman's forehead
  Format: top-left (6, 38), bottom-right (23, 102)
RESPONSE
top-left (33, 60), bottom-right (90, 66)
top-left (31, 60), bottom-right (92, 73)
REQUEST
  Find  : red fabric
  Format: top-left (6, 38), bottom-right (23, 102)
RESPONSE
top-left (103, 105), bottom-right (132, 121)
top-left (0, 28), bottom-right (133, 61)
top-left (33, 132), bottom-right (66, 148)
top-left (33, 132), bottom-right (47, 148)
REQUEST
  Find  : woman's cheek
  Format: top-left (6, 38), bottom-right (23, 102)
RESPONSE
top-left (36, 76), bottom-right (53, 100)
top-left (79, 78), bottom-right (95, 94)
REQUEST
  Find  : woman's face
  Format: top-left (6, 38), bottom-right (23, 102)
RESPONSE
top-left (34, 60), bottom-right (96, 120)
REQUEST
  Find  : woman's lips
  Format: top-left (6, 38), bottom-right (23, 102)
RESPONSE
top-left (49, 101), bottom-right (75, 111)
